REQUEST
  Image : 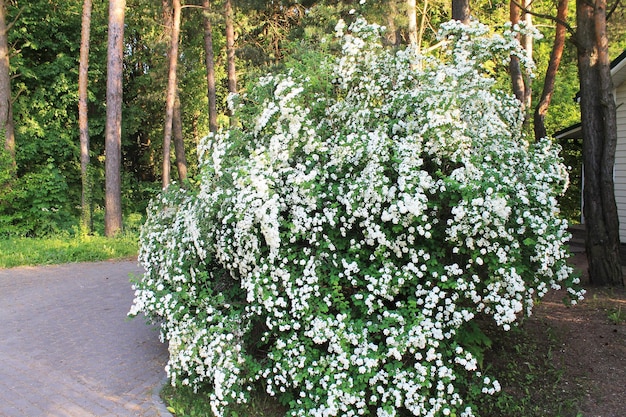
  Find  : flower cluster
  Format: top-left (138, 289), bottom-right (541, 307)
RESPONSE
top-left (130, 18), bottom-right (583, 417)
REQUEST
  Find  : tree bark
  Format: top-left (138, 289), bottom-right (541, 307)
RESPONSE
top-left (79, 0), bottom-right (93, 233)
top-left (225, 0), bottom-right (237, 125)
top-left (104, 0), bottom-right (125, 237)
top-left (0, 0), bottom-right (15, 173)
top-left (385, 0), bottom-right (400, 47)
top-left (533, 0), bottom-right (568, 140)
top-left (577, 0), bottom-right (623, 285)
top-left (162, 0), bottom-right (182, 189)
top-left (452, 0), bottom-right (470, 24)
top-left (509, 0), bottom-right (528, 110)
top-left (407, 0), bottom-right (418, 46)
top-left (203, 0), bottom-right (218, 133)
top-left (173, 90), bottom-right (187, 182)
top-left (521, 0), bottom-right (533, 111)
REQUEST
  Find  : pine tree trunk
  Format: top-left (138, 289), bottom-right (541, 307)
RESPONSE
top-left (509, 1), bottom-right (527, 108)
top-left (407, 0), bottom-right (417, 46)
top-left (79, 0), bottom-right (93, 233)
top-left (104, 0), bottom-right (125, 237)
top-left (203, 0), bottom-right (218, 133)
top-left (225, 0), bottom-right (237, 125)
top-left (533, 0), bottom-right (568, 140)
top-left (577, 0), bottom-right (623, 285)
top-left (0, 0), bottom-right (15, 173)
top-left (521, 0), bottom-right (533, 111)
top-left (173, 90), bottom-right (187, 182)
top-left (385, 1), bottom-right (400, 47)
top-left (162, 0), bottom-right (181, 189)
top-left (451, 0), bottom-right (470, 24)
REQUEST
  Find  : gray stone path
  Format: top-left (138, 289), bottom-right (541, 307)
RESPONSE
top-left (0, 261), bottom-right (172, 417)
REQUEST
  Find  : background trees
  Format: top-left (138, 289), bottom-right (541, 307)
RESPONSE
top-left (0, 0), bottom-right (14, 173)
top-left (0, 0), bottom-right (623, 241)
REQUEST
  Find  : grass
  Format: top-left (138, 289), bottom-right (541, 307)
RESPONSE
top-left (160, 319), bottom-right (584, 417)
top-left (475, 319), bottom-right (582, 417)
top-left (161, 384), bottom-right (287, 417)
top-left (0, 232), bottom-right (139, 268)
top-left (0, 213), bottom-right (143, 268)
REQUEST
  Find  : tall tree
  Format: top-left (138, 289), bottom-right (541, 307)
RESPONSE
top-left (509, 0), bottom-right (532, 114)
top-left (452, 0), bottom-right (470, 23)
top-left (385, 1), bottom-right (400, 47)
top-left (407, 0), bottom-right (418, 46)
top-left (0, 0), bottom-right (14, 173)
top-left (104, 0), bottom-right (126, 237)
top-left (533, 0), bottom-right (569, 140)
top-left (162, 0), bottom-right (182, 188)
top-left (78, 0), bottom-right (93, 233)
top-left (203, 0), bottom-right (218, 133)
top-left (225, 0), bottom-right (237, 125)
top-left (577, 0), bottom-right (623, 285)
top-left (173, 90), bottom-right (187, 182)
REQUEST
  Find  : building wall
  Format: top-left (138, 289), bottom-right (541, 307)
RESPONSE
top-left (614, 81), bottom-right (626, 241)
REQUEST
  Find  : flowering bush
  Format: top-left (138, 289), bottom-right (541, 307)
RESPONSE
top-left (130, 18), bottom-right (583, 417)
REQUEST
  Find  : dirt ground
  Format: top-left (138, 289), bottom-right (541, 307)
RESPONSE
top-left (526, 252), bottom-right (626, 417)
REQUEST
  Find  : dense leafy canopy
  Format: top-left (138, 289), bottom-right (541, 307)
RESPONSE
top-left (0, 0), bottom-right (624, 234)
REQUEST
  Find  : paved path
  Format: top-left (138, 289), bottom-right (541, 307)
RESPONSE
top-left (0, 261), bottom-right (172, 417)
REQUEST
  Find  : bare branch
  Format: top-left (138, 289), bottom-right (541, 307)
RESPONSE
top-left (6, 6), bottom-right (23, 32)
top-left (511, 0), bottom-right (575, 35)
top-left (607, 0), bottom-right (622, 21)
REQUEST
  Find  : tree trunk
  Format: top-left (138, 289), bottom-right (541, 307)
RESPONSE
top-left (0, 0), bottom-right (15, 173)
top-left (533, 0), bottom-right (568, 140)
top-left (577, 0), bottom-right (623, 286)
top-left (79, 0), bottom-right (93, 233)
top-left (104, 0), bottom-right (125, 237)
top-left (162, 0), bottom-right (182, 189)
top-left (509, 0), bottom-right (529, 111)
top-left (407, 0), bottom-right (417, 46)
top-left (521, 0), bottom-right (533, 111)
top-left (173, 90), bottom-right (187, 182)
top-left (203, 0), bottom-right (218, 133)
top-left (451, 0), bottom-right (470, 24)
top-left (225, 0), bottom-right (237, 125)
top-left (385, 0), bottom-right (400, 47)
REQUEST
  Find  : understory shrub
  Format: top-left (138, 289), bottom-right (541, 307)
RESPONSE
top-left (0, 156), bottom-right (75, 237)
top-left (130, 19), bottom-right (584, 417)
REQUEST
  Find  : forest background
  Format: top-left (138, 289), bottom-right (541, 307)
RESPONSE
top-left (0, 0), bottom-right (625, 239)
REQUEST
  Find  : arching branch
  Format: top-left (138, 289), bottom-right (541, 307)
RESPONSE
top-left (511, 0), bottom-right (575, 35)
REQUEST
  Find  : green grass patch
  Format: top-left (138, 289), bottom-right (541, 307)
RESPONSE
top-left (161, 384), bottom-right (287, 417)
top-left (0, 232), bottom-right (139, 268)
top-left (475, 319), bottom-right (582, 417)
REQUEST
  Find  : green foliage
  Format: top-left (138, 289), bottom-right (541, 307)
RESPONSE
top-left (0, 157), bottom-right (75, 237)
top-left (2, 0), bottom-right (170, 236)
top-left (607, 306), bottom-right (626, 325)
top-left (1, 0), bottom-right (601, 238)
